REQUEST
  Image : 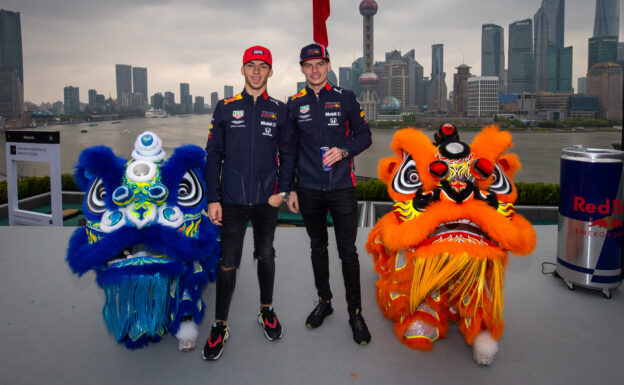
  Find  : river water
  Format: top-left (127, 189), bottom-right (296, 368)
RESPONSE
top-left (1, 115), bottom-right (622, 183)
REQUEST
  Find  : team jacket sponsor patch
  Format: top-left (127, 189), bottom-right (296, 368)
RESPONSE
top-left (261, 111), bottom-right (277, 119)
top-left (300, 105), bottom-right (310, 114)
top-left (232, 110), bottom-right (244, 119)
top-left (325, 102), bottom-right (340, 109)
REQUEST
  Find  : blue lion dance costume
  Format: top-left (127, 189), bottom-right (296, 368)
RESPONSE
top-left (67, 131), bottom-right (220, 350)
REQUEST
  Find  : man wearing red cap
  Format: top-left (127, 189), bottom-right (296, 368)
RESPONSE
top-left (202, 46), bottom-right (295, 360)
top-left (287, 43), bottom-right (372, 345)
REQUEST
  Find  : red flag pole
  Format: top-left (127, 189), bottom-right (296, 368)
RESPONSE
top-left (313, 0), bottom-right (331, 46)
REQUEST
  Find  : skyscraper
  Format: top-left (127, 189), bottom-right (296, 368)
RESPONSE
top-left (547, 43), bottom-right (573, 93)
top-left (431, 44), bottom-right (444, 79)
top-left (428, 44), bottom-right (447, 113)
top-left (0, 66), bottom-right (23, 119)
top-left (588, 36), bottom-right (619, 70)
top-left (0, 10), bottom-right (23, 85)
top-left (210, 91), bottom-right (219, 112)
top-left (587, 62), bottom-right (622, 118)
top-left (358, 0), bottom-right (380, 121)
top-left (224, 85), bottom-right (233, 99)
top-left (403, 49), bottom-right (424, 108)
top-left (132, 67), bottom-right (147, 100)
top-left (339, 67), bottom-right (353, 91)
top-left (453, 64), bottom-right (472, 116)
top-left (88, 89), bottom-right (97, 107)
top-left (381, 50), bottom-right (411, 107)
top-left (508, 19), bottom-right (535, 93)
top-left (467, 76), bottom-right (499, 117)
top-left (0, 10), bottom-right (23, 119)
top-left (593, 0), bottom-right (620, 39)
top-left (350, 57), bottom-right (364, 98)
top-left (64, 86), bottom-right (80, 115)
top-left (115, 64), bottom-right (132, 103)
top-left (481, 24), bottom-right (505, 81)
top-left (534, 0), bottom-right (566, 91)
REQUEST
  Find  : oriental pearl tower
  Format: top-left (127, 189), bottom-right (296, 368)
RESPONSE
top-left (358, 0), bottom-right (380, 121)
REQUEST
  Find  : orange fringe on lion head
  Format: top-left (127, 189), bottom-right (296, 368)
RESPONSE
top-left (366, 124), bottom-right (536, 365)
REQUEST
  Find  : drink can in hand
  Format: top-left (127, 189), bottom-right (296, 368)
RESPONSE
top-left (320, 146), bottom-right (331, 172)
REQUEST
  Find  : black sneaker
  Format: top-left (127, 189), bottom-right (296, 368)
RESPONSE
top-left (306, 299), bottom-right (333, 328)
top-left (349, 310), bottom-right (371, 345)
top-left (202, 321), bottom-right (229, 361)
top-left (258, 306), bottom-right (283, 341)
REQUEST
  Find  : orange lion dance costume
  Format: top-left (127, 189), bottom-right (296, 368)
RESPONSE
top-left (366, 124), bottom-right (536, 365)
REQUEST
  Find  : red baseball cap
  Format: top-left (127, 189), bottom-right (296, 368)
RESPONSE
top-left (243, 46), bottom-right (272, 67)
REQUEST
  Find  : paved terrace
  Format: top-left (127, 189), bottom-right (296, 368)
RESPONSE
top-left (1, 225), bottom-right (623, 385)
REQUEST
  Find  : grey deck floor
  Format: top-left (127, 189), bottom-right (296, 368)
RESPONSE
top-left (1, 225), bottom-right (623, 385)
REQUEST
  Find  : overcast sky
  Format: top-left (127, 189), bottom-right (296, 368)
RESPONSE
top-left (5, 0), bottom-right (623, 105)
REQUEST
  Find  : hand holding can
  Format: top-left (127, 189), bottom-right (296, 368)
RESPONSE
top-left (321, 146), bottom-right (331, 172)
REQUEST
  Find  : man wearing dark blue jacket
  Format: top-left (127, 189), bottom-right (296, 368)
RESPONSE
top-left (202, 46), bottom-right (295, 361)
top-left (287, 43), bottom-right (372, 345)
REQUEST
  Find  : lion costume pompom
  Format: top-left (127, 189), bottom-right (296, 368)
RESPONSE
top-left (366, 124), bottom-right (536, 365)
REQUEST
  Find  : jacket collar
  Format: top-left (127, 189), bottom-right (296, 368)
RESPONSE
top-left (242, 88), bottom-right (269, 102)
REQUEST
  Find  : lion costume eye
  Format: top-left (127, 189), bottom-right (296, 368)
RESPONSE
top-left (392, 153), bottom-right (422, 195)
top-left (490, 164), bottom-right (513, 195)
top-left (86, 177), bottom-right (107, 214)
top-left (177, 169), bottom-right (203, 207)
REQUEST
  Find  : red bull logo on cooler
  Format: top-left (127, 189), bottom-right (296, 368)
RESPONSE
top-left (574, 197), bottom-right (623, 215)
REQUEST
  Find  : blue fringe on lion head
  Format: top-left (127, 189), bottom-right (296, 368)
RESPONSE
top-left (67, 131), bottom-right (220, 349)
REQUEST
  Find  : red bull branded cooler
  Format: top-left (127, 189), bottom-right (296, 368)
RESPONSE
top-left (556, 145), bottom-right (624, 298)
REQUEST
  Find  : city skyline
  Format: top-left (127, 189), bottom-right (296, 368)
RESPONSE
top-left (4, 0), bottom-right (623, 105)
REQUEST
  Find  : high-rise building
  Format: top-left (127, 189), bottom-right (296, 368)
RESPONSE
top-left (428, 44), bottom-right (447, 113)
top-left (358, 0), bottom-right (380, 121)
top-left (339, 67), bottom-right (353, 91)
top-left (132, 67), bottom-right (147, 101)
top-left (194, 96), bottom-right (205, 114)
top-left (224, 85), bottom-right (233, 99)
top-left (508, 19), bottom-right (535, 93)
top-left (164, 91), bottom-right (175, 106)
top-left (115, 64), bottom-right (132, 103)
top-left (618, 42), bottom-right (624, 67)
top-left (402, 49), bottom-right (424, 108)
top-left (328, 69), bottom-right (338, 86)
top-left (482, 24), bottom-right (505, 82)
top-left (0, 10), bottom-right (23, 119)
top-left (0, 10), bottom-right (23, 85)
top-left (534, 0), bottom-right (566, 91)
top-left (210, 92), bottom-right (218, 112)
top-left (88, 89), bottom-right (97, 107)
top-left (587, 62), bottom-right (622, 119)
top-left (453, 64), bottom-right (472, 116)
top-left (350, 57), bottom-right (364, 98)
top-left (63, 86), bottom-right (80, 115)
top-left (381, 50), bottom-right (411, 108)
top-left (180, 83), bottom-right (191, 104)
top-left (431, 44), bottom-right (444, 79)
top-left (593, 0), bottom-right (620, 39)
top-left (467, 76), bottom-right (499, 117)
top-left (0, 66), bottom-right (23, 119)
top-left (547, 43), bottom-right (573, 93)
top-left (151, 92), bottom-right (164, 109)
top-left (578, 77), bottom-right (587, 94)
top-left (588, 36), bottom-right (619, 70)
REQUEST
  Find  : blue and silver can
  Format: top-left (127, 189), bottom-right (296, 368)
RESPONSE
top-left (556, 145), bottom-right (624, 298)
top-left (320, 146), bottom-right (331, 172)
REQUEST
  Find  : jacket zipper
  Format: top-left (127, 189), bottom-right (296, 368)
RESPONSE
top-left (249, 98), bottom-right (256, 205)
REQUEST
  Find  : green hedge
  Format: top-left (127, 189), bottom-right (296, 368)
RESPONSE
top-left (355, 179), bottom-right (559, 205)
top-left (0, 174), bottom-right (79, 204)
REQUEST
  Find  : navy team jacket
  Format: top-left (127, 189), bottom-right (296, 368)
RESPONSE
top-left (205, 89), bottom-right (295, 205)
top-left (287, 83), bottom-right (372, 191)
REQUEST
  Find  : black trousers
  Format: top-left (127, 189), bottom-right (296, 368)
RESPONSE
top-left (298, 188), bottom-right (362, 314)
top-left (214, 202), bottom-right (278, 321)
